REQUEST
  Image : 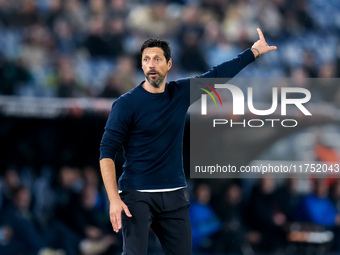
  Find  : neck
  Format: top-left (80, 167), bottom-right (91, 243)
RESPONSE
top-left (143, 79), bottom-right (166, 93)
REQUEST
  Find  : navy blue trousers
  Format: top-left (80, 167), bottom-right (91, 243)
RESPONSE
top-left (120, 189), bottom-right (192, 255)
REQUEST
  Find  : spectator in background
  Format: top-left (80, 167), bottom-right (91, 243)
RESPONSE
top-left (200, 0), bottom-right (230, 22)
top-left (84, 16), bottom-right (112, 58)
top-left (177, 4), bottom-right (204, 46)
top-left (301, 50), bottom-right (318, 78)
top-left (98, 55), bottom-right (137, 97)
top-left (330, 180), bottom-right (340, 213)
top-left (53, 166), bottom-right (83, 227)
top-left (284, 0), bottom-right (315, 34)
top-left (177, 5), bottom-right (208, 73)
top-left (2, 185), bottom-right (81, 255)
top-left (0, 1), bottom-right (15, 27)
top-left (0, 211), bottom-right (22, 255)
top-left (82, 166), bottom-right (107, 212)
top-left (275, 178), bottom-right (303, 223)
top-left (256, 0), bottom-right (283, 39)
top-left (108, 0), bottom-right (129, 17)
top-left (317, 63), bottom-right (339, 104)
top-left (15, 0), bottom-right (39, 28)
top-left (105, 17), bottom-right (126, 58)
top-left (330, 180), bottom-right (340, 252)
top-left (189, 183), bottom-right (221, 254)
top-left (127, 0), bottom-right (178, 38)
top-left (337, 43), bottom-right (340, 78)
top-left (0, 168), bottom-right (22, 210)
top-left (20, 24), bottom-right (52, 70)
top-left (53, 19), bottom-right (79, 54)
top-left (88, 0), bottom-right (106, 18)
top-left (0, 56), bottom-right (32, 95)
top-left (202, 18), bottom-right (241, 67)
top-left (296, 179), bottom-right (339, 227)
top-left (68, 183), bottom-right (118, 255)
top-left (178, 30), bottom-right (208, 73)
top-left (63, 0), bottom-right (88, 34)
top-left (44, 0), bottom-right (63, 29)
top-left (55, 56), bottom-right (84, 97)
top-left (291, 179), bottom-right (340, 254)
top-left (114, 55), bottom-right (137, 93)
top-left (245, 178), bottom-right (287, 253)
top-left (215, 182), bottom-right (261, 254)
top-left (221, 0), bottom-right (258, 47)
top-left (98, 74), bottom-right (123, 98)
top-left (0, 228), bottom-right (19, 255)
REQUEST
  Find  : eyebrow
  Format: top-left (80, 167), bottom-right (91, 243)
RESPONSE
top-left (143, 54), bottom-right (163, 59)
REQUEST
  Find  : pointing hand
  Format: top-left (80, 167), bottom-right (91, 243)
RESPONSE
top-left (251, 28), bottom-right (277, 58)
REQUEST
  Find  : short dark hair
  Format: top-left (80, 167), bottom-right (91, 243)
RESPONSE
top-left (140, 38), bottom-right (171, 62)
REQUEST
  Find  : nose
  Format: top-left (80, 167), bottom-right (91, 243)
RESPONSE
top-left (148, 60), bottom-right (156, 68)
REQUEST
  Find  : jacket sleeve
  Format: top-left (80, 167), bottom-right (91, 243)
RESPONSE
top-left (177, 48), bottom-right (255, 104)
top-left (99, 97), bottom-right (133, 161)
top-left (197, 48), bottom-right (255, 79)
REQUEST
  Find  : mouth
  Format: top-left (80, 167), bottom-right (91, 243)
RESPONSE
top-left (148, 71), bottom-right (158, 78)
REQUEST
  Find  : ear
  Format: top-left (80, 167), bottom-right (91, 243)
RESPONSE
top-left (167, 58), bottom-right (172, 71)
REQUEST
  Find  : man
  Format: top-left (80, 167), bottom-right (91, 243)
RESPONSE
top-left (99, 28), bottom-right (276, 255)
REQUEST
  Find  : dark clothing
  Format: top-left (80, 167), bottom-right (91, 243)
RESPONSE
top-left (54, 186), bottom-right (79, 228)
top-left (99, 49), bottom-right (255, 191)
top-left (215, 202), bottom-right (249, 254)
top-left (179, 44), bottom-right (208, 73)
top-left (245, 186), bottom-right (286, 252)
top-left (2, 205), bottom-right (81, 255)
top-left (69, 201), bottom-right (107, 238)
top-left (0, 59), bottom-right (31, 95)
top-left (100, 48), bottom-right (255, 254)
top-left (84, 35), bottom-right (112, 58)
top-left (98, 86), bottom-right (122, 98)
top-left (189, 200), bottom-right (221, 252)
top-left (84, 33), bottom-right (125, 58)
top-left (296, 194), bottom-right (337, 226)
top-left (120, 189), bottom-right (191, 255)
top-left (275, 184), bottom-right (302, 222)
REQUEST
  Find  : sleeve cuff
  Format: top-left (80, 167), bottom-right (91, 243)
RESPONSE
top-left (242, 48), bottom-right (256, 64)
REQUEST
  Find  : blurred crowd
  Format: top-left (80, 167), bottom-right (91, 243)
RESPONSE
top-left (0, 166), bottom-right (120, 255)
top-left (1, 166), bottom-right (340, 255)
top-left (189, 177), bottom-right (340, 255)
top-left (0, 0), bottom-right (339, 98)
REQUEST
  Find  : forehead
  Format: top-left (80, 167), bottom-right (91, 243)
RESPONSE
top-left (142, 47), bottom-right (165, 58)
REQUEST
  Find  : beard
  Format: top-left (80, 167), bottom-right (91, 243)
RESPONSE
top-left (145, 71), bottom-right (166, 88)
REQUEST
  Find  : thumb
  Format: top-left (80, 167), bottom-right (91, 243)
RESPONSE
top-left (123, 204), bottom-right (132, 217)
top-left (267, 46), bottom-right (277, 52)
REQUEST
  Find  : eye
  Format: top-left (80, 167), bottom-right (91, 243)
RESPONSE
top-left (144, 58), bottom-right (149, 62)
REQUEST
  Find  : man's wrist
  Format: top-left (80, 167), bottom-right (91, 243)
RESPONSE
top-left (251, 48), bottom-right (261, 58)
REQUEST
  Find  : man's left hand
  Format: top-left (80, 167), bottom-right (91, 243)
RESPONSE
top-left (251, 28), bottom-right (277, 58)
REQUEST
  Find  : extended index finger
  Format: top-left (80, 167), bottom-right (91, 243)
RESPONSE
top-left (257, 28), bottom-right (265, 41)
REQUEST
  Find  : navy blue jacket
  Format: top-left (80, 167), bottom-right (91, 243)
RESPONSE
top-left (100, 49), bottom-right (255, 190)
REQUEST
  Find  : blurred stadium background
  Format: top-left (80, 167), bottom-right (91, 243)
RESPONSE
top-left (0, 0), bottom-right (340, 254)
